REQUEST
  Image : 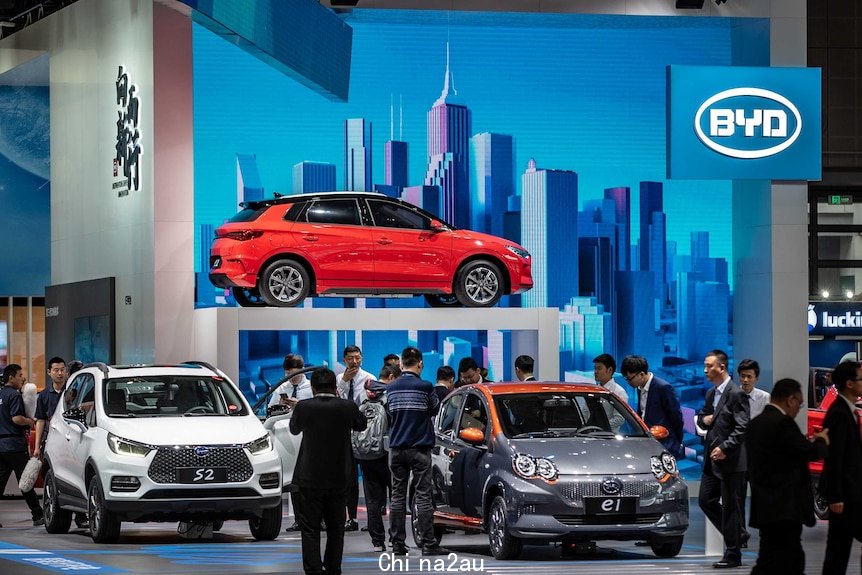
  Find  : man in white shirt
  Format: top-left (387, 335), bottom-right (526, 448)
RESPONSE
top-left (335, 345), bottom-right (374, 531)
top-left (738, 359), bottom-right (770, 419)
top-left (268, 353), bottom-right (313, 408)
top-left (593, 353), bottom-right (628, 432)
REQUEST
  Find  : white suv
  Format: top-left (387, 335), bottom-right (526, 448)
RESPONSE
top-left (42, 362), bottom-right (282, 543)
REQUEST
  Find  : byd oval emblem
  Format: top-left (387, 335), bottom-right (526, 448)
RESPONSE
top-left (694, 87), bottom-right (802, 160)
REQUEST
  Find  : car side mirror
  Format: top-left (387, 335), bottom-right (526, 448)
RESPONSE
top-left (429, 222), bottom-right (447, 234)
top-left (650, 425), bottom-right (669, 440)
top-left (459, 427), bottom-right (486, 445)
top-left (63, 407), bottom-right (87, 425)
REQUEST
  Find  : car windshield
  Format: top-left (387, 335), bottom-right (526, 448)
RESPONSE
top-left (493, 392), bottom-right (647, 439)
top-left (103, 375), bottom-right (249, 417)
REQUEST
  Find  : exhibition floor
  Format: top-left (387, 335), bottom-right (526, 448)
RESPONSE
top-left (0, 495), bottom-right (855, 575)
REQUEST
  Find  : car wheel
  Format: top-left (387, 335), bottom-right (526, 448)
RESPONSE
top-left (88, 476), bottom-right (121, 544)
top-left (424, 294), bottom-right (463, 308)
top-left (258, 259), bottom-right (310, 307)
top-left (650, 536), bottom-right (684, 558)
top-left (487, 495), bottom-right (522, 559)
top-left (249, 506), bottom-right (282, 540)
top-left (813, 482), bottom-right (829, 520)
top-left (454, 260), bottom-right (503, 307)
top-left (232, 287), bottom-right (266, 307)
top-left (43, 469), bottom-right (72, 534)
top-left (410, 498), bottom-right (442, 548)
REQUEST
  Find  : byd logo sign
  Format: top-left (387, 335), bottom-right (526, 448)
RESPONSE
top-left (694, 88), bottom-right (802, 159)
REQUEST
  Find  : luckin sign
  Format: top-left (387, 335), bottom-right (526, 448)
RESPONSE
top-left (667, 66), bottom-right (820, 180)
top-left (808, 302), bottom-right (862, 336)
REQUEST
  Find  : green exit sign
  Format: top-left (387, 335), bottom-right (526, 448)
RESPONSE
top-left (829, 195), bottom-right (853, 205)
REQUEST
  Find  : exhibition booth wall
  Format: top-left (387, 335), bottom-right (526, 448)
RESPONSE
top-left (0, 0), bottom-right (809, 444)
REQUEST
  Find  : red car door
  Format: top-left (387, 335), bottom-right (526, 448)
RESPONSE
top-left (366, 198), bottom-right (452, 290)
top-left (293, 198), bottom-right (375, 289)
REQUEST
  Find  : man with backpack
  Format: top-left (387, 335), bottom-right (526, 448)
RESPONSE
top-left (352, 365), bottom-right (398, 552)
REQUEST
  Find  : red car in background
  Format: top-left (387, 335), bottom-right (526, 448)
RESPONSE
top-left (209, 192), bottom-right (533, 308)
top-left (806, 367), bottom-right (862, 518)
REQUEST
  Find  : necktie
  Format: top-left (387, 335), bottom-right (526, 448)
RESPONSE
top-left (639, 388), bottom-right (646, 416)
top-left (291, 384), bottom-right (298, 399)
top-left (348, 378), bottom-right (355, 402)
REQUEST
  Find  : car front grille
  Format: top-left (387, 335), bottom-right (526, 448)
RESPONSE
top-left (559, 478), bottom-right (660, 503)
top-left (148, 446), bottom-right (253, 484)
top-left (553, 513), bottom-right (663, 526)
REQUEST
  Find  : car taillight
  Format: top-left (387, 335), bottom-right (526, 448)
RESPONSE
top-left (220, 230), bottom-right (263, 241)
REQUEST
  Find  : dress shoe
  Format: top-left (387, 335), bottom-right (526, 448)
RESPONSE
top-left (344, 519), bottom-right (359, 532)
top-left (712, 559), bottom-right (742, 569)
top-left (74, 514), bottom-right (89, 529)
top-left (32, 516), bottom-right (45, 527)
top-left (391, 543), bottom-right (409, 556)
top-left (372, 544), bottom-right (386, 553)
top-left (421, 545), bottom-right (450, 556)
top-left (285, 522), bottom-right (301, 532)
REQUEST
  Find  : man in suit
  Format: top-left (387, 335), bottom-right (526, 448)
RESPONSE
top-left (746, 378), bottom-right (829, 574)
top-left (290, 368), bottom-right (366, 575)
top-left (621, 355), bottom-right (683, 458)
top-left (697, 349), bottom-right (750, 569)
top-left (820, 360), bottom-right (862, 575)
top-left (514, 355), bottom-right (536, 382)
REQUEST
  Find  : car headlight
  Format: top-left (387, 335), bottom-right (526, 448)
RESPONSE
top-left (661, 452), bottom-right (678, 475)
top-left (107, 433), bottom-right (152, 458)
top-left (244, 434), bottom-right (272, 455)
top-left (513, 453), bottom-right (537, 478)
top-left (505, 245), bottom-right (530, 259)
top-left (512, 454), bottom-right (558, 482)
top-left (535, 457), bottom-right (559, 481)
top-left (650, 455), bottom-right (665, 480)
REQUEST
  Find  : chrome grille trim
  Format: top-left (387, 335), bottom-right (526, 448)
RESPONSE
top-left (559, 477), bottom-right (660, 503)
top-left (147, 446), bottom-right (253, 484)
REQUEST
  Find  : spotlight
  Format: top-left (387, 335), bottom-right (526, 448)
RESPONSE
top-left (821, 290), bottom-right (830, 299)
top-left (675, 0), bottom-right (705, 7)
top-left (847, 290), bottom-right (855, 299)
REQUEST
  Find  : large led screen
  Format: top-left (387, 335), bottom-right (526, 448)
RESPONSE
top-left (193, 11), bottom-right (770, 475)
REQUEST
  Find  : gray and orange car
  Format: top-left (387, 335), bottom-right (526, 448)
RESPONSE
top-left (423, 382), bottom-right (688, 559)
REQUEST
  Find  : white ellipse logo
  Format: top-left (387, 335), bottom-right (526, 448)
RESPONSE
top-left (694, 87), bottom-right (802, 159)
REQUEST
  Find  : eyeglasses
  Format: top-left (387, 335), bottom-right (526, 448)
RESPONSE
top-left (623, 373), bottom-right (641, 382)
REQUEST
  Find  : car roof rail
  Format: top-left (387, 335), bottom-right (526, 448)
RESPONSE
top-left (84, 362), bottom-right (110, 378)
top-left (181, 360), bottom-right (219, 373)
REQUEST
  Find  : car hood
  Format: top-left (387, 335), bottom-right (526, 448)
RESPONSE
top-left (454, 229), bottom-right (522, 250)
top-left (504, 436), bottom-right (663, 476)
top-left (105, 416), bottom-right (265, 446)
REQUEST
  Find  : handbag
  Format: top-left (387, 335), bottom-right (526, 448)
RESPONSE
top-left (18, 457), bottom-right (42, 492)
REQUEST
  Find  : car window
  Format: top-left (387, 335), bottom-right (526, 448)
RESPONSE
top-left (228, 205), bottom-right (267, 222)
top-left (103, 375), bottom-right (249, 417)
top-left (459, 393), bottom-right (488, 437)
top-left (73, 373), bottom-right (97, 427)
top-left (494, 392), bottom-right (647, 438)
top-left (63, 374), bottom-right (85, 411)
top-left (438, 393), bottom-right (464, 438)
top-left (367, 199), bottom-right (431, 230)
top-left (283, 202), bottom-right (305, 222)
top-left (305, 199), bottom-right (360, 225)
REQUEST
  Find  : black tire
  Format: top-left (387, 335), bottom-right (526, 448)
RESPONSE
top-left (232, 287), bottom-right (266, 307)
top-left (454, 260), bottom-right (504, 307)
top-left (43, 469), bottom-right (72, 534)
top-left (410, 498), bottom-right (442, 548)
top-left (424, 294), bottom-right (462, 308)
top-left (88, 476), bottom-right (121, 544)
top-left (212, 519), bottom-right (225, 531)
top-left (487, 495), bottom-right (522, 560)
top-left (813, 482), bottom-right (829, 520)
top-left (258, 259), bottom-right (311, 307)
top-left (249, 506), bottom-right (282, 540)
top-left (650, 536), bottom-right (684, 558)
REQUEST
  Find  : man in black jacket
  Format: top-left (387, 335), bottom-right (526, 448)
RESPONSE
top-left (746, 378), bottom-right (829, 574)
top-left (820, 360), bottom-right (862, 575)
top-left (290, 368), bottom-right (366, 575)
top-left (697, 349), bottom-right (750, 568)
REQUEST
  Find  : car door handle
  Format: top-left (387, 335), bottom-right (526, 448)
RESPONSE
top-left (377, 237), bottom-right (393, 245)
top-left (302, 235), bottom-right (318, 242)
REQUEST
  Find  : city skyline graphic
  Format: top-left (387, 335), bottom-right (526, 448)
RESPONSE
top-left (193, 10), bottom-right (770, 474)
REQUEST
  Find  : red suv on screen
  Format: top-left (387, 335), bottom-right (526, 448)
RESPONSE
top-left (208, 192), bottom-right (533, 308)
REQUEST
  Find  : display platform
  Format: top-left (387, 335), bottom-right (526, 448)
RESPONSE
top-left (192, 306), bottom-right (560, 384)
